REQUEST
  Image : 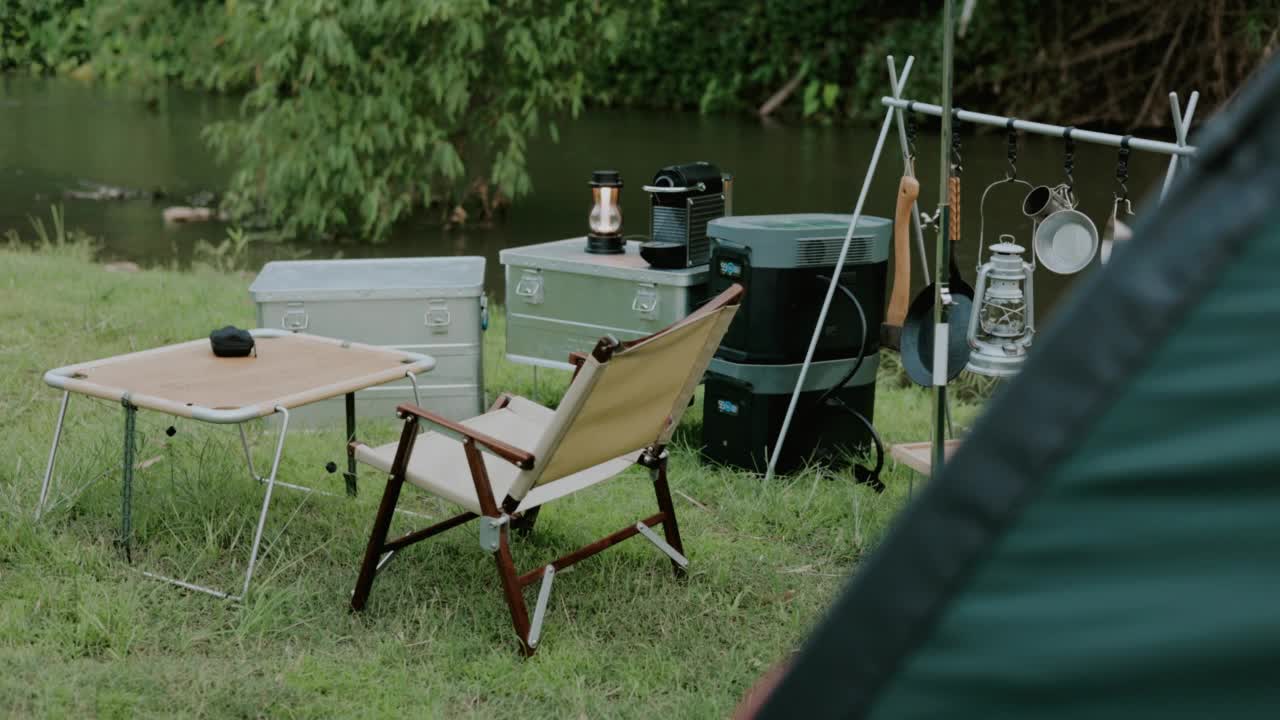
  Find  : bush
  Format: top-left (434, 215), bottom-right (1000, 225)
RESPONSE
top-left (0, 0), bottom-right (93, 74)
top-left (89, 0), bottom-right (624, 241)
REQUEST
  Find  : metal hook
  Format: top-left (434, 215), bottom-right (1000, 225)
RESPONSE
top-left (1116, 134), bottom-right (1132, 202)
top-left (1062, 126), bottom-right (1076, 190)
top-left (905, 101), bottom-right (918, 162)
top-left (951, 116), bottom-right (963, 176)
top-left (1005, 117), bottom-right (1019, 180)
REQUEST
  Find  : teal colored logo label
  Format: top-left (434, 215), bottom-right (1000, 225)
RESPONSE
top-left (718, 260), bottom-right (742, 278)
top-left (716, 399), bottom-right (739, 416)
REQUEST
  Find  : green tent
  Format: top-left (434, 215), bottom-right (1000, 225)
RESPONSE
top-left (757, 57), bottom-right (1280, 719)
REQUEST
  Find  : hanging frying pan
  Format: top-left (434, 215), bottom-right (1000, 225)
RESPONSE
top-left (901, 284), bottom-right (972, 386)
top-left (900, 175), bottom-right (974, 386)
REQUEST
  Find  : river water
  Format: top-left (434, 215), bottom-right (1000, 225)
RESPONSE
top-left (1, 76), bottom-right (1178, 315)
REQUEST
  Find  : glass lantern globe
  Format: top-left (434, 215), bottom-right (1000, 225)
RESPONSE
top-left (979, 280), bottom-right (1026, 338)
top-left (586, 169), bottom-right (624, 254)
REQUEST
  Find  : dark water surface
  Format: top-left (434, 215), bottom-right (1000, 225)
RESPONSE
top-left (1, 76), bottom-right (1179, 316)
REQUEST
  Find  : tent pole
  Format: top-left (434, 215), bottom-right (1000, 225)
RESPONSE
top-left (763, 56), bottom-right (915, 482)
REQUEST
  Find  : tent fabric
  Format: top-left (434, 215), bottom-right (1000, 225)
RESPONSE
top-left (758, 57), bottom-right (1280, 719)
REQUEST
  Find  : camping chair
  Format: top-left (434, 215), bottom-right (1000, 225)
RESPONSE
top-left (348, 284), bottom-right (744, 655)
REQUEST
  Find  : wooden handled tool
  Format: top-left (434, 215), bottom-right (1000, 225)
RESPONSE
top-left (947, 174), bottom-right (974, 297)
top-left (949, 175), bottom-right (961, 242)
top-left (881, 174), bottom-right (919, 350)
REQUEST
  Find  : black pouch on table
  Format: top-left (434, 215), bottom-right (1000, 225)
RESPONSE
top-left (210, 326), bottom-right (256, 357)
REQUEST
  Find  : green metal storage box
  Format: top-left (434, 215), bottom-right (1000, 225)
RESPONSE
top-left (500, 238), bottom-right (707, 369)
top-left (249, 257), bottom-right (486, 427)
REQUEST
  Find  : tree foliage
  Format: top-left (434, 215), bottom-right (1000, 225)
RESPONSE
top-left (88, 0), bottom-right (623, 241)
top-left (593, 0), bottom-right (1280, 128)
top-left (0, 0), bottom-right (93, 74)
top-left (3, 0), bottom-right (1277, 242)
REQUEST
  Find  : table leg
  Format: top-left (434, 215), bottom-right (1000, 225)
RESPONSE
top-left (344, 392), bottom-right (357, 497)
top-left (36, 391), bottom-right (71, 519)
top-left (120, 399), bottom-right (137, 563)
top-left (240, 406), bottom-right (291, 599)
top-left (238, 423), bottom-right (263, 482)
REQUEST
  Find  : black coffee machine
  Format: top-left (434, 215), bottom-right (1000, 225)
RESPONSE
top-left (641, 162), bottom-right (730, 269)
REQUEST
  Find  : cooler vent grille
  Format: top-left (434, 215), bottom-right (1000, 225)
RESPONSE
top-left (795, 234), bottom-right (874, 268)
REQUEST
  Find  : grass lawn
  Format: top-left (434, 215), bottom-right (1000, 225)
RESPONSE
top-left (0, 236), bottom-right (977, 718)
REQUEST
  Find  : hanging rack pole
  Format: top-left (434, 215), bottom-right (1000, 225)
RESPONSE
top-left (887, 56), bottom-right (931, 287)
top-left (763, 56), bottom-right (915, 483)
top-left (931, 0), bottom-right (956, 477)
top-left (1160, 91), bottom-right (1199, 200)
top-left (881, 98), bottom-right (1197, 157)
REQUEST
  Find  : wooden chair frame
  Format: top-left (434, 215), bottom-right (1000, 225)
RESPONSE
top-left (350, 347), bottom-right (687, 656)
top-left (349, 284), bottom-right (742, 655)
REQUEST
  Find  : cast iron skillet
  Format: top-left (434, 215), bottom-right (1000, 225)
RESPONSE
top-left (901, 176), bottom-right (974, 386)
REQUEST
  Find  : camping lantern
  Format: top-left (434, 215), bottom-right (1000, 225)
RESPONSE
top-left (966, 237), bottom-right (1035, 377)
top-left (587, 170), bottom-right (624, 254)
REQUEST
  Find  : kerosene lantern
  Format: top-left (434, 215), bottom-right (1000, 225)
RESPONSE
top-left (586, 169), bottom-right (624, 254)
top-left (966, 236), bottom-right (1035, 377)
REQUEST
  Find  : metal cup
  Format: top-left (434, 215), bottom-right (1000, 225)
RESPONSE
top-left (1022, 184), bottom-right (1074, 223)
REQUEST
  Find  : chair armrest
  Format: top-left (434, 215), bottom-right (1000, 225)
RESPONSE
top-left (568, 351), bottom-right (588, 381)
top-left (396, 403), bottom-right (535, 470)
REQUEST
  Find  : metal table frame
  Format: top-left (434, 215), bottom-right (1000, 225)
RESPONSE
top-left (35, 329), bottom-right (432, 602)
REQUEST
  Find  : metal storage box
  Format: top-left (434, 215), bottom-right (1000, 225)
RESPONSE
top-left (500, 237), bottom-right (707, 369)
top-left (249, 257), bottom-right (486, 427)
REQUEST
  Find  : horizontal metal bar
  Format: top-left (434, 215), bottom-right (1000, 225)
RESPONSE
top-left (881, 97), bottom-right (1197, 157)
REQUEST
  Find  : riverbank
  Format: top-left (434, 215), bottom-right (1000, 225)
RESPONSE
top-left (0, 239), bottom-right (974, 717)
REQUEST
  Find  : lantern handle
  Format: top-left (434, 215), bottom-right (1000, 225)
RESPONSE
top-left (977, 175), bottom-right (1034, 268)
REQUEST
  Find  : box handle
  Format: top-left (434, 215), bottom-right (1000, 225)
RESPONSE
top-left (515, 271), bottom-right (544, 305)
top-left (282, 303), bottom-right (309, 331)
top-left (425, 299), bottom-right (452, 331)
top-left (632, 284), bottom-right (660, 320)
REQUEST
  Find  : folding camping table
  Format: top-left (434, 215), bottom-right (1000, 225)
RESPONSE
top-left (36, 329), bottom-right (435, 601)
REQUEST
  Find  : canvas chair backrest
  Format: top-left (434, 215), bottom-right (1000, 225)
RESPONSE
top-left (505, 284), bottom-right (743, 500)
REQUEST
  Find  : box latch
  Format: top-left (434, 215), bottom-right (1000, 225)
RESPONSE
top-left (282, 302), bottom-right (309, 331)
top-left (515, 270), bottom-right (544, 305)
top-left (425, 299), bottom-right (452, 332)
top-left (632, 284), bottom-right (660, 320)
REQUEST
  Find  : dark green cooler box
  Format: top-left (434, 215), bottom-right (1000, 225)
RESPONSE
top-left (701, 355), bottom-right (878, 474)
top-left (708, 214), bottom-right (891, 364)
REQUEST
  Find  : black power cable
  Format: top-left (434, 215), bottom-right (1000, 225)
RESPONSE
top-left (814, 276), bottom-right (885, 492)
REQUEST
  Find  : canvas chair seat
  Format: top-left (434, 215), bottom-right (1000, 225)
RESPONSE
top-left (353, 395), bottom-right (638, 514)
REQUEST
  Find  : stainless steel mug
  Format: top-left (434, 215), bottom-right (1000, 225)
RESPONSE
top-left (1022, 184), bottom-right (1074, 222)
